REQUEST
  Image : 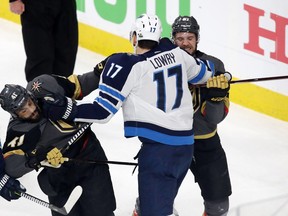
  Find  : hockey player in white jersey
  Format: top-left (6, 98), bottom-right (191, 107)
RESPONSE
top-left (41, 14), bottom-right (216, 216)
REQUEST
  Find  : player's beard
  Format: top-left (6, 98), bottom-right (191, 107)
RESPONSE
top-left (30, 106), bottom-right (42, 122)
top-left (21, 106), bottom-right (42, 122)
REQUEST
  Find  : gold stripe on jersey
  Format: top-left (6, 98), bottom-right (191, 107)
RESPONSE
top-left (195, 129), bottom-right (217, 139)
top-left (50, 120), bottom-right (79, 132)
top-left (3, 149), bottom-right (25, 159)
top-left (68, 75), bottom-right (82, 100)
top-left (190, 86), bottom-right (201, 112)
top-left (223, 97), bottom-right (230, 109)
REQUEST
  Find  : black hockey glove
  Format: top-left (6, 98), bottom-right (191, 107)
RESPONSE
top-left (41, 93), bottom-right (77, 122)
top-left (26, 146), bottom-right (49, 170)
top-left (0, 174), bottom-right (26, 201)
top-left (206, 74), bottom-right (230, 102)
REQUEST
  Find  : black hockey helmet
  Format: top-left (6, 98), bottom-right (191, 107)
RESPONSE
top-left (0, 84), bottom-right (34, 117)
top-left (171, 16), bottom-right (200, 39)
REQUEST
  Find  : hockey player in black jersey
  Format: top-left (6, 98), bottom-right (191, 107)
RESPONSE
top-left (0, 69), bottom-right (116, 216)
top-left (171, 16), bottom-right (232, 216)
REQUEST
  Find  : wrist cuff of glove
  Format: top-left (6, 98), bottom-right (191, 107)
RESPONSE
top-left (0, 174), bottom-right (10, 191)
top-left (25, 150), bottom-right (45, 171)
top-left (62, 98), bottom-right (77, 121)
top-left (26, 157), bottom-right (41, 170)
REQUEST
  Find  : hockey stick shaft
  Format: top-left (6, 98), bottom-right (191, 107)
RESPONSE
top-left (66, 123), bottom-right (92, 147)
top-left (229, 75), bottom-right (288, 84)
top-left (68, 158), bottom-right (138, 166)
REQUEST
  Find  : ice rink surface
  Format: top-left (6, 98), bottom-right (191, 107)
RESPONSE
top-left (1, 18), bottom-right (288, 216)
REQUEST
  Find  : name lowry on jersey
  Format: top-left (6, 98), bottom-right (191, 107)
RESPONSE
top-left (149, 52), bottom-right (176, 69)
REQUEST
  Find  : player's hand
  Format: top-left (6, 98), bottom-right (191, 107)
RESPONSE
top-left (9, 0), bottom-right (25, 15)
top-left (206, 74), bottom-right (230, 101)
top-left (41, 93), bottom-right (77, 122)
top-left (0, 174), bottom-right (26, 201)
top-left (26, 146), bottom-right (49, 170)
top-left (46, 147), bottom-right (66, 167)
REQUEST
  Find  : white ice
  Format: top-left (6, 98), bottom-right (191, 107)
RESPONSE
top-left (0, 18), bottom-right (288, 216)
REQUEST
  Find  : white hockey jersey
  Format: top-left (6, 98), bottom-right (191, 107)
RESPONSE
top-left (75, 38), bottom-right (214, 145)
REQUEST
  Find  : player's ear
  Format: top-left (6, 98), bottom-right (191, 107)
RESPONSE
top-left (131, 33), bottom-right (137, 47)
top-left (129, 31), bottom-right (136, 47)
top-left (133, 36), bottom-right (137, 46)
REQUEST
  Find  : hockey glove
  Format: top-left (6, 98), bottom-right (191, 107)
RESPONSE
top-left (45, 147), bottom-right (66, 167)
top-left (41, 93), bottom-right (77, 122)
top-left (26, 146), bottom-right (49, 170)
top-left (0, 174), bottom-right (26, 201)
top-left (206, 74), bottom-right (230, 102)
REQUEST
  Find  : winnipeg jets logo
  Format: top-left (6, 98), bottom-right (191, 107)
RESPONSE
top-left (31, 80), bottom-right (42, 92)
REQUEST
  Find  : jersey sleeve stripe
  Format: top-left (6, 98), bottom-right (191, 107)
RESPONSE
top-left (95, 97), bottom-right (118, 114)
top-left (99, 84), bottom-right (125, 102)
top-left (189, 61), bottom-right (210, 83)
top-left (206, 59), bottom-right (215, 75)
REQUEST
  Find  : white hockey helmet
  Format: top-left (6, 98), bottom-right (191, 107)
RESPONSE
top-left (130, 14), bottom-right (162, 43)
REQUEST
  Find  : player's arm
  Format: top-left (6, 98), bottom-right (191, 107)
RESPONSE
top-left (3, 119), bottom-right (64, 177)
top-left (201, 97), bottom-right (230, 124)
top-left (0, 149), bottom-right (26, 201)
top-left (3, 147), bottom-right (64, 178)
top-left (185, 53), bottom-right (215, 84)
top-left (201, 72), bottom-right (231, 124)
top-left (2, 119), bottom-right (41, 177)
top-left (54, 55), bottom-right (112, 100)
top-left (41, 53), bottom-right (133, 123)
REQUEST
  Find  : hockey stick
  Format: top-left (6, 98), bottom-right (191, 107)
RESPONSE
top-left (67, 158), bottom-right (138, 166)
top-left (53, 123), bottom-right (138, 166)
top-left (18, 185), bottom-right (83, 215)
top-left (40, 122), bottom-right (92, 168)
top-left (229, 75), bottom-right (288, 84)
